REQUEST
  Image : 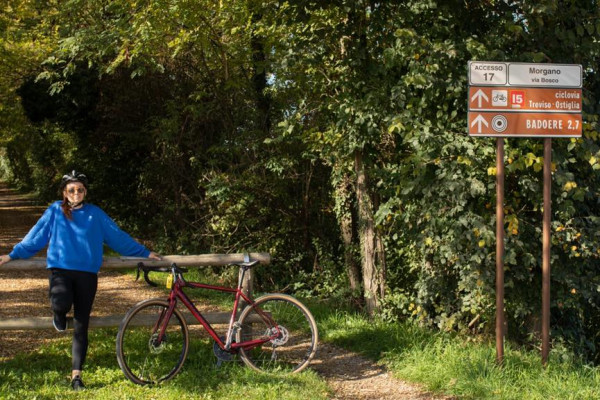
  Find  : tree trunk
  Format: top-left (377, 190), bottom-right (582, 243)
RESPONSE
top-left (373, 192), bottom-right (387, 299)
top-left (336, 172), bottom-right (361, 292)
top-left (375, 222), bottom-right (387, 299)
top-left (354, 149), bottom-right (382, 315)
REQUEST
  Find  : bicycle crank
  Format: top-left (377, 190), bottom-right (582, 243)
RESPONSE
top-left (213, 336), bottom-right (235, 362)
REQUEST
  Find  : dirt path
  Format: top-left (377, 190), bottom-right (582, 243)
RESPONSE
top-left (0, 182), bottom-right (447, 399)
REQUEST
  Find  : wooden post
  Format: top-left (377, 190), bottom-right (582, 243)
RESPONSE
top-left (542, 138), bottom-right (552, 365)
top-left (239, 253), bottom-right (254, 300)
top-left (496, 138), bottom-right (505, 365)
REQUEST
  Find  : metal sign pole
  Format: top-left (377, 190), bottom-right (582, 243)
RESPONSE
top-left (469, 61), bottom-right (581, 367)
top-left (542, 138), bottom-right (552, 365)
top-left (496, 137), bottom-right (505, 365)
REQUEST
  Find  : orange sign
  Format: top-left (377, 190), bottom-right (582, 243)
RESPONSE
top-left (468, 112), bottom-right (582, 137)
top-left (469, 87), bottom-right (582, 113)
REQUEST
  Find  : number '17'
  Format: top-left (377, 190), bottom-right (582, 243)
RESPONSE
top-left (484, 73), bottom-right (495, 81)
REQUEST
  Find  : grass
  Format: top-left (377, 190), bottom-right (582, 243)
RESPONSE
top-left (4, 268), bottom-right (600, 399)
top-left (0, 328), bottom-right (329, 399)
top-left (0, 268), bottom-right (329, 399)
top-left (312, 302), bottom-right (600, 400)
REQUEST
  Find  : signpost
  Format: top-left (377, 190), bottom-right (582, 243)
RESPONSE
top-left (467, 61), bottom-right (583, 365)
top-left (468, 87), bottom-right (582, 113)
top-left (468, 112), bottom-right (582, 137)
top-left (469, 62), bottom-right (582, 87)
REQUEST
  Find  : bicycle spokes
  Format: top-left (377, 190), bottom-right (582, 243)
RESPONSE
top-left (237, 294), bottom-right (318, 374)
top-left (117, 300), bottom-right (189, 385)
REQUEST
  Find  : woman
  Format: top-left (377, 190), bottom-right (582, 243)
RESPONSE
top-left (0, 171), bottom-right (161, 391)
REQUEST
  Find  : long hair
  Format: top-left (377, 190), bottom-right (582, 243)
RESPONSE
top-left (61, 197), bottom-right (73, 220)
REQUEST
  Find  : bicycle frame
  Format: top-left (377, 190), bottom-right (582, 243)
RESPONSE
top-left (155, 268), bottom-right (279, 353)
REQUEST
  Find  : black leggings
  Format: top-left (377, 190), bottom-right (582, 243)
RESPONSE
top-left (49, 268), bottom-right (98, 371)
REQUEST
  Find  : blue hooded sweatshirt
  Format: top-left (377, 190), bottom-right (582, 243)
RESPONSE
top-left (9, 201), bottom-right (150, 274)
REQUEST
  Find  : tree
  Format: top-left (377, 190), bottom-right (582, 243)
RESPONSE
top-left (0, 0), bottom-right (61, 186)
top-left (4, 0), bottom-right (600, 362)
top-left (268, 1), bottom-right (406, 313)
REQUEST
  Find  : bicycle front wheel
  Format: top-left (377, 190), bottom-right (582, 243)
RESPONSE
top-left (116, 299), bottom-right (189, 385)
top-left (236, 294), bottom-right (318, 374)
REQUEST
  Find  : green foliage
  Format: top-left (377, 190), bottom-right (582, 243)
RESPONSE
top-left (363, 0), bottom-right (600, 362)
top-left (0, 148), bottom-right (11, 180)
top-left (2, 0), bottom-right (600, 363)
top-left (0, 0), bottom-right (59, 189)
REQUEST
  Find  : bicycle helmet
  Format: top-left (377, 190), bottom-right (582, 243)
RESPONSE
top-left (60, 170), bottom-right (88, 191)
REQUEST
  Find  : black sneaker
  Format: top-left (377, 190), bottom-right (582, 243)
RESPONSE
top-left (52, 312), bottom-right (67, 332)
top-left (71, 375), bottom-right (85, 391)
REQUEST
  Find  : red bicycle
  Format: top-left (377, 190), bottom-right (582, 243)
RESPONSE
top-left (116, 261), bottom-right (318, 385)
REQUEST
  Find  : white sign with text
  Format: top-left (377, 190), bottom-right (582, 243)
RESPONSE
top-left (468, 62), bottom-right (582, 88)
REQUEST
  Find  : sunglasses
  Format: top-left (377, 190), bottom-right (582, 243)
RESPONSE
top-left (66, 187), bottom-right (86, 194)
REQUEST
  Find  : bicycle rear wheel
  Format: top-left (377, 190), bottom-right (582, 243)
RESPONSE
top-left (236, 294), bottom-right (318, 374)
top-left (116, 299), bottom-right (189, 385)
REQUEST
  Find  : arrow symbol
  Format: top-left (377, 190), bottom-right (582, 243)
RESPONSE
top-left (471, 114), bottom-right (488, 133)
top-left (471, 89), bottom-right (489, 108)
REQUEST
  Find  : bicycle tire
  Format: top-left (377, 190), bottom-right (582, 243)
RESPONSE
top-left (116, 298), bottom-right (189, 385)
top-left (236, 294), bottom-right (318, 374)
